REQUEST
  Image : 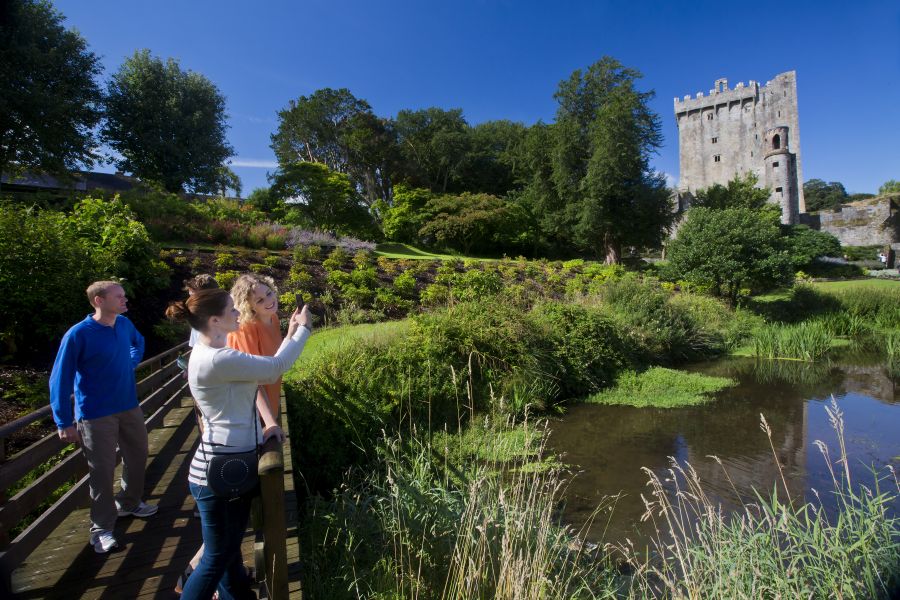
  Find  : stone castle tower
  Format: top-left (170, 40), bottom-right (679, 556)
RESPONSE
top-left (674, 71), bottom-right (804, 223)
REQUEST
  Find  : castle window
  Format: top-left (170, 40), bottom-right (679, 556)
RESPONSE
top-left (750, 151), bottom-right (753, 157)
top-left (706, 113), bottom-right (713, 120)
top-left (777, 110), bottom-right (782, 117)
top-left (773, 161), bottom-right (779, 168)
top-left (776, 187), bottom-right (783, 194)
top-left (772, 134), bottom-right (781, 149)
top-left (712, 137), bottom-right (718, 144)
top-left (714, 155), bottom-right (721, 163)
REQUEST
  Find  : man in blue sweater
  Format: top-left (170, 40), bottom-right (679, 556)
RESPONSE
top-left (50, 281), bottom-right (158, 554)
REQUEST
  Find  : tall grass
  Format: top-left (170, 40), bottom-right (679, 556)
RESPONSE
top-left (298, 420), bottom-right (621, 599)
top-left (621, 400), bottom-right (900, 599)
top-left (752, 320), bottom-right (834, 361)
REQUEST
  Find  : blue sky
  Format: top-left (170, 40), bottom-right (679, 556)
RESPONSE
top-left (56, 0), bottom-right (899, 195)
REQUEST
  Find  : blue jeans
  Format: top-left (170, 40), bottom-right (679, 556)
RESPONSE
top-left (181, 482), bottom-right (256, 600)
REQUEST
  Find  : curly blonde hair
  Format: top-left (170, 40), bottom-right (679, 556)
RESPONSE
top-left (230, 273), bottom-right (279, 324)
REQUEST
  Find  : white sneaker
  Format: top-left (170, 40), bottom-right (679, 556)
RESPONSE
top-left (90, 530), bottom-right (118, 554)
top-left (117, 501), bottom-right (158, 518)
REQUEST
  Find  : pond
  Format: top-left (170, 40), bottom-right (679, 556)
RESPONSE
top-left (549, 352), bottom-right (900, 547)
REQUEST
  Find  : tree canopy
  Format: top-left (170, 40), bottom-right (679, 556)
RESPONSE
top-left (102, 50), bottom-right (234, 194)
top-left (0, 0), bottom-right (103, 180)
top-left (667, 207), bottom-right (792, 305)
top-left (270, 161), bottom-right (374, 237)
top-left (803, 179), bottom-right (848, 212)
top-left (692, 173), bottom-right (770, 211)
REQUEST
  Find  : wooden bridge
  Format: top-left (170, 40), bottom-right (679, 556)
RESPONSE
top-left (0, 343), bottom-right (302, 599)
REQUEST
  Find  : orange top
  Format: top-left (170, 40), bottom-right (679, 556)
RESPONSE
top-left (227, 316), bottom-right (283, 418)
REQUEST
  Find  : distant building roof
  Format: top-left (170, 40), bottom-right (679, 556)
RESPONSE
top-left (1, 170), bottom-right (140, 193)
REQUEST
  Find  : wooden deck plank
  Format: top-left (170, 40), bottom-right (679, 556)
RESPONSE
top-left (11, 394), bottom-right (303, 599)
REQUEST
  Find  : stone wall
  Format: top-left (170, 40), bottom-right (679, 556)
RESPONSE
top-left (803, 195), bottom-right (900, 246)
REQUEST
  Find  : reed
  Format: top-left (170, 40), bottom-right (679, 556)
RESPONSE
top-left (752, 320), bottom-right (834, 361)
top-left (621, 398), bottom-right (900, 599)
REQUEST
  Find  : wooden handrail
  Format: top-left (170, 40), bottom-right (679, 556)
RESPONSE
top-left (0, 342), bottom-right (191, 582)
top-left (0, 341), bottom-right (189, 444)
top-left (257, 434), bottom-right (289, 600)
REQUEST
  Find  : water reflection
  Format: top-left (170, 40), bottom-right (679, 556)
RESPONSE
top-left (549, 354), bottom-right (900, 546)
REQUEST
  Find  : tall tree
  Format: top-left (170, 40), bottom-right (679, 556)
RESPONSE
top-left (102, 50), bottom-right (234, 193)
top-left (394, 107), bottom-right (470, 193)
top-left (269, 162), bottom-right (374, 237)
top-left (455, 120), bottom-right (527, 196)
top-left (803, 178), bottom-right (848, 211)
top-left (0, 0), bottom-right (103, 181)
top-left (543, 57), bottom-right (668, 262)
top-left (575, 89), bottom-right (672, 263)
top-left (271, 88), bottom-right (397, 206)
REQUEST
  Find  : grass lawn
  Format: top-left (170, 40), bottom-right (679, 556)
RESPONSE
top-left (286, 319), bottom-right (409, 379)
top-left (811, 278), bottom-right (900, 292)
top-left (374, 242), bottom-right (497, 262)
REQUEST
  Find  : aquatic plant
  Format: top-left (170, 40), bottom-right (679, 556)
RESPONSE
top-left (586, 367), bottom-right (737, 408)
top-left (622, 399), bottom-right (900, 599)
top-left (752, 320), bottom-right (834, 361)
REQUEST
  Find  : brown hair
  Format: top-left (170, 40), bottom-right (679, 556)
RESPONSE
top-left (183, 274), bottom-right (219, 293)
top-left (230, 273), bottom-right (278, 324)
top-left (86, 280), bottom-right (122, 307)
top-left (165, 288), bottom-right (231, 332)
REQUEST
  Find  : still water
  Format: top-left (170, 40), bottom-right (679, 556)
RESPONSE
top-left (549, 353), bottom-right (900, 546)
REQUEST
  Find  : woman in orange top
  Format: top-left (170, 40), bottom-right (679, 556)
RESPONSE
top-left (227, 273), bottom-right (286, 442)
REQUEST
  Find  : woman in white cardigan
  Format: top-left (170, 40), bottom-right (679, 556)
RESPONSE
top-left (166, 288), bottom-right (312, 600)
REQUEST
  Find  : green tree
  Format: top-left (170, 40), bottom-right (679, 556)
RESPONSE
top-left (803, 179), bottom-right (848, 211)
top-left (781, 224), bottom-right (841, 269)
top-left (270, 162), bottom-right (374, 236)
top-left (417, 192), bottom-right (528, 255)
top-left (102, 50), bottom-right (234, 193)
top-left (0, 0), bottom-right (103, 181)
top-left (667, 207), bottom-right (793, 305)
top-left (394, 107), bottom-right (470, 193)
top-left (693, 172), bottom-right (771, 210)
top-left (271, 88), bottom-right (398, 208)
top-left (246, 187), bottom-right (285, 220)
top-left (0, 205), bottom-right (94, 358)
top-left (380, 185), bottom-right (432, 243)
top-left (455, 120), bottom-right (527, 196)
top-left (575, 89), bottom-right (673, 263)
top-left (879, 179), bottom-right (900, 195)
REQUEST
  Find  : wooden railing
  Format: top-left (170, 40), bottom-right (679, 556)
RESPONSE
top-left (0, 341), bottom-right (296, 599)
top-left (0, 342), bottom-right (190, 582)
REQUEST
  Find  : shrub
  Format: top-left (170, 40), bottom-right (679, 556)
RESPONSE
top-left (530, 302), bottom-right (628, 398)
top-left (420, 283), bottom-right (449, 307)
top-left (263, 255), bottom-right (281, 268)
top-left (667, 207), bottom-right (793, 304)
top-left (214, 270), bottom-right (240, 289)
top-left (173, 255), bottom-right (188, 266)
top-left (451, 269), bottom-right (503, 302)
top-left (249, 263), bottom-right (269, 274)
top-left (287, 265), bottom-right (313, 290)
top-left (376, 256), bottom-right (399, 276)
top-left (392, 271), bottom-right (417, 298)
top-left (323, 246), bottom-right (350, 271)
top-left (214, 252), bottom-right (235, 269)
top-left (350, 266), bottom-right (377, 288)
top-left (0, 206), bottom-right (95, 359)
top-left (293, 243), bottom-right (322, 262)
top-left (352, 250), bottom-right (373, 268)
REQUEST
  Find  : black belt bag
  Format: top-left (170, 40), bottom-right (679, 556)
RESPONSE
top-left (200, 398), bottom-right (259, 499)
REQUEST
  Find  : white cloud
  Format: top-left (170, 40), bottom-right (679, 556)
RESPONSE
top-left (663, 172), bottom-right (678, 189)
top-left (230, 158), bottom-right (278, 169)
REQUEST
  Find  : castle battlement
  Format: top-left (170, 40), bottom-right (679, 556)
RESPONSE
top-left (674, 80), bottom-right (759, 114)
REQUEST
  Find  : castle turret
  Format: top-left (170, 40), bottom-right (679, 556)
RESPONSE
top-left (763, 126), bottom-right (799, 224)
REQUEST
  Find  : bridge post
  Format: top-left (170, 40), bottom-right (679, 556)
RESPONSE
top-left (257, 436), bottom-right (290, 599)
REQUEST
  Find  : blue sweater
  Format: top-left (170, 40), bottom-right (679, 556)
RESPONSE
top-left (49, 315), bottom-right (145, 428)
